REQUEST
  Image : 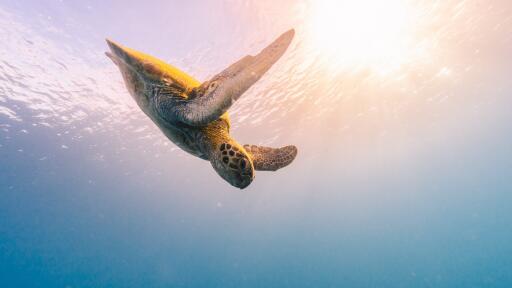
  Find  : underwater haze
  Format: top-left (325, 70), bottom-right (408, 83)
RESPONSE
top-left (1, 0), bottom-right (512, 287)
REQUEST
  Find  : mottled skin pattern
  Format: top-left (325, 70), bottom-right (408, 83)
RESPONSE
top-left (243, 145), bottom-right (297, 171)
top-left (106, 30), bottom-right (297, 189)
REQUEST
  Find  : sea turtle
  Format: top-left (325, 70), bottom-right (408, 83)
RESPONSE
top-left (105, 29), bottom-right (297, 189)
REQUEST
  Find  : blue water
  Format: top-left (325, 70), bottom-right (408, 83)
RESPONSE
top-left (1, 1), bottom-right (512, 287)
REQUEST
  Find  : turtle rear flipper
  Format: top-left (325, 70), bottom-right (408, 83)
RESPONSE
top-left (243, 145), bottom-right (297, 171)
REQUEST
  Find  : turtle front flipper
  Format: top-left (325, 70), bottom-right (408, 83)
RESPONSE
top-left (159, 29), bottom-right (295, 126)
top-left (243, 145), bottom-right (297, 171)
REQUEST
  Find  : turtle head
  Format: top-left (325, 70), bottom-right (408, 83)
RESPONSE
top-left (210, 141), bottom-right (254, 189)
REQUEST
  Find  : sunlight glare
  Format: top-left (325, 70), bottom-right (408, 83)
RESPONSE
top-left (307, 0), bottom-right (422, 74)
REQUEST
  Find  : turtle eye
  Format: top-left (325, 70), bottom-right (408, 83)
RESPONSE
top-left (209, 82), bottom-right (217, 90)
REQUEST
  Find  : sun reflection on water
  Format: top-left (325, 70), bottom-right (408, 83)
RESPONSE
top-left (304, 0), bottom-right (432, 76)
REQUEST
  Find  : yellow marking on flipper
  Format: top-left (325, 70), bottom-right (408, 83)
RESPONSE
top-left (106, 39), bottom-right (201, 90)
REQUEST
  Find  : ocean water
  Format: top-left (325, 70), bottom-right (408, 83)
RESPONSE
top-left (1, 0), bottom-right (511, 287)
